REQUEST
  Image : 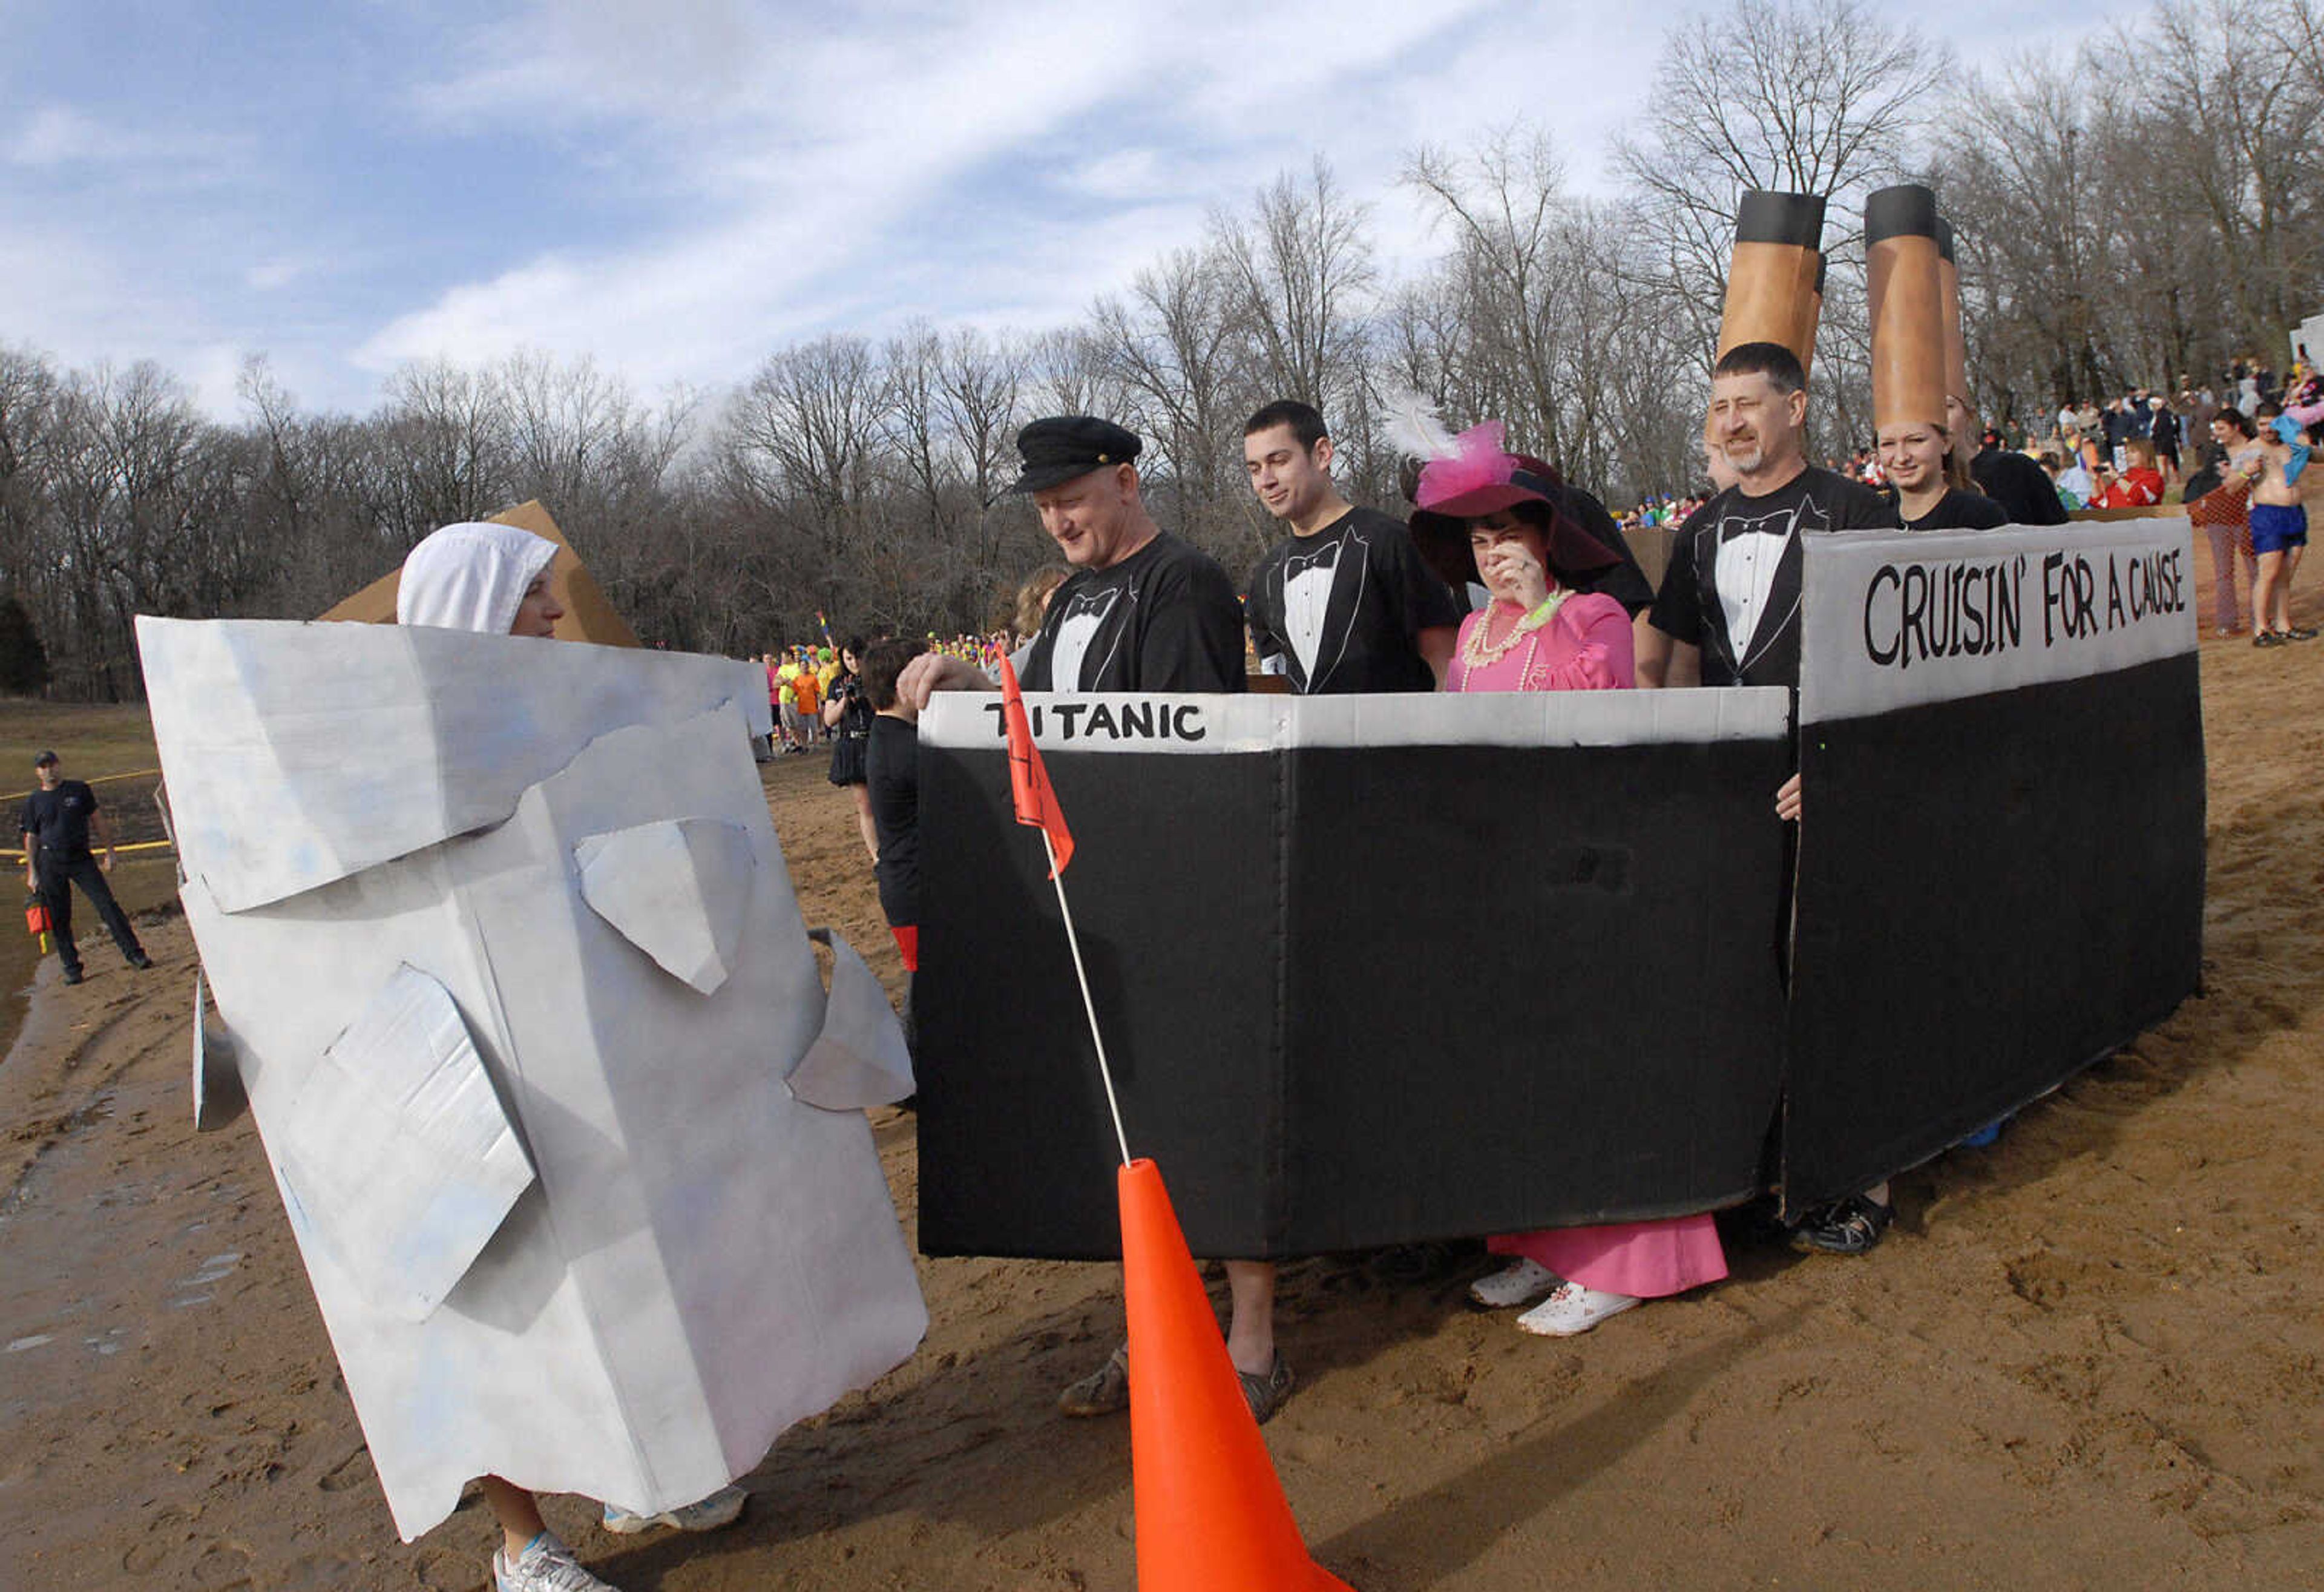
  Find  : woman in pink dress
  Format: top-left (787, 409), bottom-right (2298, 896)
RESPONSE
top-left (1411, 423), bottom-right (1729, 1337)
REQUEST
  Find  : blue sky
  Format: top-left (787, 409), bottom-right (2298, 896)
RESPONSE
top-left (2, 0), bottom-right (2100, 416)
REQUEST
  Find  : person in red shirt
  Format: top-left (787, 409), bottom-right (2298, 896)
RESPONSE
top-left (2090, 438), bottom-right (2166, 507)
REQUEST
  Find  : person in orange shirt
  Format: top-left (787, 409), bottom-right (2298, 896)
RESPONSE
top-left (791, 663), bottom-right (820, 729)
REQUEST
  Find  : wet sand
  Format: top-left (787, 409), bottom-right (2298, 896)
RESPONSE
top-left (3, 576), bottom-right (2320, 1590)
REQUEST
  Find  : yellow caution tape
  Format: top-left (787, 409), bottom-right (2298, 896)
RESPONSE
top-left (1, 767), bottom-right (165, 804)
top-left (3, 838), bottom-right (176, 864)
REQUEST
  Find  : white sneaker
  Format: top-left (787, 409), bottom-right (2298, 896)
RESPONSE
top-left (1468, 1257), bottom-right (1561, 1309)
top-left (493, 1532), bottom-right (621, 1592)
top-left (1516, 1282), bottom-right (1641, 1337)
top-left (602, 1482), bottom-right (747, 1534)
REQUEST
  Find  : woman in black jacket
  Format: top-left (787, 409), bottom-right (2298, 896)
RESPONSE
top-left (822, 636), bottom-right (878, 863)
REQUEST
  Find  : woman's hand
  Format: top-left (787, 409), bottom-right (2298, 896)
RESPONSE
top-left (1478, 541), bottom-right (1551, 611)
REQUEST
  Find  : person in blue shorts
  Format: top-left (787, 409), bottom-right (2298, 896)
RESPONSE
top-left (2244, 402), bottom-right (2316, 646)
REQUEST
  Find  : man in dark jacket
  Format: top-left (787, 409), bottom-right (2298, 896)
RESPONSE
top-left (19, 751), bottom-right (152, 985)
top-left (1951, 401), bottom-right (2068, 525)
top-left (2148, 397), bottom-right (2182, 474)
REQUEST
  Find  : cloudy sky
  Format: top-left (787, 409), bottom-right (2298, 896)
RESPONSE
top-left (3, 0), bottom-right (2099, 416)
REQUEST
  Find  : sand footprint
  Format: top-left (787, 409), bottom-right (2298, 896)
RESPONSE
top-left (317, 1444), bottom-right (374, 1493)
top-left (190, 1537), bottom-right (254, 1587)
top-left (120, 1539), bottom-right (172, 1574)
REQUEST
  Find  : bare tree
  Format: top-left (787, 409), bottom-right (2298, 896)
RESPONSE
top-left (1214, 158), bottom-right (1377, 418)
top-left (19, 4), bottom-right (2324, 702)
top-left (1090, 245), bottom-right (1263, 561)
top-left (1932, 60), bottom-right (2113, 409)
top-left (1405, 128), bottom-right (1577, 464)
top-left (2142, 0), bottom-right (2324, 355)
top-left (0, 346), bottom-right (60, 607)
top-left (1612, 0), bottom-right (1949, 456)
top-left (723, 335), bottom-right (890, 563)
top-left (376, 358), bottom-right (514, 548)
top-left (936, 326), bottom-right (1042, 599)
top-left (1023, 326), bottom-right (1127, 421)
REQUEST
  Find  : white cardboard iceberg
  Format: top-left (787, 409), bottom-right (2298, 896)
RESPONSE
top-left (137, 616), bottom-right (926, 1540)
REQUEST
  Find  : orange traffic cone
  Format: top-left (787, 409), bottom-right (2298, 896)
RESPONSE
top-left (1119, 1158), bottom-right (1354, 1591)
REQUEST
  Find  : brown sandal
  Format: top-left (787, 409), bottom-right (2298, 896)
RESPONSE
top-left (1237, 1354), bottom-right (1295, 1425)
top-left (1057, 1342), bottom-right (1130, 1417)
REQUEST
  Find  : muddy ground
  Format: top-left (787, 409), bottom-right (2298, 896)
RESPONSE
top-left (3, 571), bottom-right (2320, 1590)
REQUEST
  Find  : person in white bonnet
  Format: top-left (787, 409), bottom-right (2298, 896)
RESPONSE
top-left (395, 521), bottom-right (747, 1592)
top-left (397, 521), bottom-right (567, 637)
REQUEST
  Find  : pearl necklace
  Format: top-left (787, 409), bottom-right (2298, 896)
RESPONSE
top-left (1462, 589), bottom-right (1570, 672)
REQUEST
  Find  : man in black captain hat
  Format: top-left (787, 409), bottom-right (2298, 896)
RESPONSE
top-left (902, 416), bottom-right (1244, 696)
top-left (901, 420), bottom-right (1294, 1423)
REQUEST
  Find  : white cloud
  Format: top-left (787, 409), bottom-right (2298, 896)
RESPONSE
top-left (355, 0), bottom-right (1528, 387)
top-left (3, 0), bottom-right (2146, 419)
top-left (1059, 149), bottom-right (1173, 203)
top-left (9, 105), bottom-right (142, 166)
top-left (5, 102), bottom-right (249, 174)
top-left (184, 342), bottom-right (252, 416)
top-left (245, 255), bottom-right (317, 292)
top-left (356, 2), bottom-right (1173, 379)
top-left (411, 0), bottom-right (778, 130)
top-left (0, 226), bottom-right (131, 342)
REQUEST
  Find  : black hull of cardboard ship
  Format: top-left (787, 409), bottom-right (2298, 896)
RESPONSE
top-left (916, 522), bottom-right (2205, 1259)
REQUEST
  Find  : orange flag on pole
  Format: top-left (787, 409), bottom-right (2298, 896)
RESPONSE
top-left (997, 652), bottom-right (1074, 877)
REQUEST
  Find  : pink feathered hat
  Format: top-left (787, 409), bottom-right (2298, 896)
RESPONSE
top-left (1408, 422), bottom-right (1618, 588)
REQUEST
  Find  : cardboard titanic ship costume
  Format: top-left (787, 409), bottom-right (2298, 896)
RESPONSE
top-left (137, 606), bottom-right (925, 1540)
top-left (914, 191), bottom-right (2205, 1258)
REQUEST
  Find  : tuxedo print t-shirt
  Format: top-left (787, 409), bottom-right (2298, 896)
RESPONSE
top-left (1019, 531), bottom-right (1246, 693)
top-left (1245, 508), bottom-right (1462, 694)
top-left (1649, 467), bottom-right (1897, 688)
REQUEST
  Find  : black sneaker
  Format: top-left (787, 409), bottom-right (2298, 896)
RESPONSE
top-left (1788, 1194), bottom-right (1893, 1255)
top-left (130, 953), bottom-right (154, 970)
top-left (61, 968), bottom-right (84, 985)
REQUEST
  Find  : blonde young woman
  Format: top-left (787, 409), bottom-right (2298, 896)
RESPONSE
top-left (1876, 416), bottom-right (2008, 530)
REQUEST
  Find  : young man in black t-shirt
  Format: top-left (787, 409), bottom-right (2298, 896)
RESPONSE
top-left (19, 750), bottom-right (152, 985)
top-left (859, 636), bottom-right (929, 1065)
top-left (1642, 343), bottom-right (1903, 1257)
top-left (1242, 400), bottom-right (1462, 692)
top-left (861, 637), bottom-right (927, 975)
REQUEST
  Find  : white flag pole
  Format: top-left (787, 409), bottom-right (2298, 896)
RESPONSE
top-left (1041, 831), bottom-right (1134, 1169)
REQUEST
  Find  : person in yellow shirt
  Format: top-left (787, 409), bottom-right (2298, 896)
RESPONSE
top-left (776, 662), bottom-right (804, 752)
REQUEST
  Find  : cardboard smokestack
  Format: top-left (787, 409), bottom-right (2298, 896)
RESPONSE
top-left (1935, 216), bottom-right (1969, 415)
top-left (1718, 191), bottom-right (1826, 371)
top-left (1865, 184), bottom-right (1948, 431)
top-left (1799, 255), bottom-right (1828, 380)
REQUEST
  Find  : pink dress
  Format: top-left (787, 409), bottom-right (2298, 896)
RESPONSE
top-left (1450, 591), bottom-right (1729, 1300)
top-left (1446, 591), bottom-right (1633, 692)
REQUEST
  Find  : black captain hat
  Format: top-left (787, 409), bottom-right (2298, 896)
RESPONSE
top-left (1009, 416), bottom-right (1142, 494)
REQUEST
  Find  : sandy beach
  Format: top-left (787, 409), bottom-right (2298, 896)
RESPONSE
top-left (4, 582), bottom-right (2321, 1590)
